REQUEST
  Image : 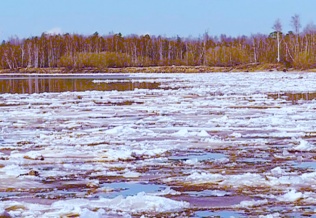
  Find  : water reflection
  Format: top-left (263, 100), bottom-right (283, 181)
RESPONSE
top-left (0, 76), bottom-right (161, 94)
top-left (168, 151), bottom-right (226, 162)
top-left (99, 182), bottom-right (167, 198)
top-left (268, 92), bottom-right (316, 103)
top-left (194, 210), bottom-right (242, 218)
top-left (293, 161), bottom-right (316, 170)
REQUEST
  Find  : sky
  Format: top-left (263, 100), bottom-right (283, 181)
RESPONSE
top-left (1, 0), bottom-right (316, 40)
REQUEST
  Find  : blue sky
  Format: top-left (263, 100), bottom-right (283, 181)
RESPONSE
top-left (1, 0), bottom-right (316, 40)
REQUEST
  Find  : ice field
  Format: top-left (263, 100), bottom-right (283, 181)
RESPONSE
top-left (1, 72), bottom-right (316, 217)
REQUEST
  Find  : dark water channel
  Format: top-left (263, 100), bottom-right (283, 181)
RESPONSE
top-left (0, 75), bottom-right (160, 94)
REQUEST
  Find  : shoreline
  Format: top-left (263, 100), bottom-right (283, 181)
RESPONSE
top-left (0, 64), bottom-right (314, 74)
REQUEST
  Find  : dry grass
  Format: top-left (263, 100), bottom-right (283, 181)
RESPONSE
top-left (0, 63), bottom-right (299, 74)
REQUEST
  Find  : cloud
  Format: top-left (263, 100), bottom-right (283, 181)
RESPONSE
top-left (45, 27), bottom-right (62, 35)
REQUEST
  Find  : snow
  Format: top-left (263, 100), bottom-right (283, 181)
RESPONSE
top-left (271, 167), bottom-right (286, 176)
top-left (294, 139), bottom-right (315, 151)
top-left (277, 189), bottom-right (303, 202)
top-left (185, 172), bottom-right (225, 183)
top-left (238, 199), bottom-right (268, 207)
top-left (184, 158), bottom-right (199, 165)
top-left (1, 193), bottom-right (189, 217)
top-left (172, 129), bottom-right (189, 137)
top-left (122, 171), bottom-right (141, 178)
top-left (259, 213), bottom-right (280, 218)
top-left (150, 187), bottom-right (181, 196)
top-left (197, 130), bottom-right (210, 137)
top-left (1, 72), bottom-right (316, 216)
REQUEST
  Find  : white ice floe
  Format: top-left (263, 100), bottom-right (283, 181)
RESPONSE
top-left (172, 129), bottom-right (189, 137)
top-left (185, 172), bottom-right (269, 188)
top-left (185, 172), bottom-right (225, 183)
top-left (184, 158), bottom-right (199, 165)
top-left (270, 167), bottom-right (286, 176)
top-left (276, 189), bottom-right (303, 202)
top-left (213, 157), bottom-right (230, 164)
top-left (150, 187), bottom-right (181, 196)
top-left (294, 139), bottom-right (315, 151)
top-left (122, 170), bottom-right (141, 178)
top-left (2, 72), bottom-right (316, 216)
top-left (105, 125), bottom-right (138, 136)
top-left (0, 164), bottom-right (26, 177)
top-left (259, 213), bottom-right (280, 218)
top-left (230, 132), bottom-right (242, 138)
top-left (197, 130), bottom-right (210, 137)
top-left (237, 199), bottom-right (268, 207)
top-left (1, 193), bottom-right (189, 217)
top-left (180, 170), bottom-right (316, 192)
top-left (220, 173), bottom-right (268, 187)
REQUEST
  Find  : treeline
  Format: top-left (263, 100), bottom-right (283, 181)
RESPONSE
top-left (1, 15), bottom-right (316, 70)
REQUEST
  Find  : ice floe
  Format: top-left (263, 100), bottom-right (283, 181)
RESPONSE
top-left (1, 72), bottom-right (316, 216)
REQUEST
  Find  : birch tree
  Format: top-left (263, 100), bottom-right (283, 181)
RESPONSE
top-left (273, 19), bottom-right (282, 62)
top-left (291, 14), bottom-right (301, 35)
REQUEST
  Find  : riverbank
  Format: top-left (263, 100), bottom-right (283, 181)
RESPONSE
top-left (0, 63), bottom-right (314, 74)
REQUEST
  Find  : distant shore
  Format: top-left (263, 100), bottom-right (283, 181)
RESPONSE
top-left (0, 63), bottom-right (314, 74)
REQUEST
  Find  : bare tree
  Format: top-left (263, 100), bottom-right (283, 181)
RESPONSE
top-left (291, 14), bottom-right (301, 35)
top-left (303, 22), bottom-right (316, 56)
top-left (290, 14), bottom-right (301, 55)
top-left (303, 22), bottom-right (316, 34)
top-left (273, 19), bottom-right (282, 62)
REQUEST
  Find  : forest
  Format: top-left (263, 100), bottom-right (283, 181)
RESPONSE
top-left (1, 15), bottom-right (316, 71)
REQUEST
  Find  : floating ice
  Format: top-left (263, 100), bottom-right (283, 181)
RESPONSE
top-left (294, 139), bottom-right (315, 151)
top-left (271, 167), bottom-right (286, 176)
top-left (79, 208), bottom-right (107, 218)
top-left (197, 130), bottom-right (210, 137)
top-left (2, 72), bottom-right (316, 216)
top-left (277, 189), bottom-right (303, 202)
top-left (122, 171), bottom-right (141, 178)
top-left (60, 193), bottom-right (188, 213)
top-left (172, 129), bottom-right (188, 137)
top-left (150, 187), bottom-right (181, 196)
top-left (185, 172), bottom-right (224, 183)
top-left (259, 213), bottom-right (280, 218)
top-left (0, 193), bottom-right (189, 217)
top-left (184, 158), bottom-right (199, 165)
top-left (230, 132), bottom-right (242, 138)
top-left (238, 199), bottom-right (268, 207)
